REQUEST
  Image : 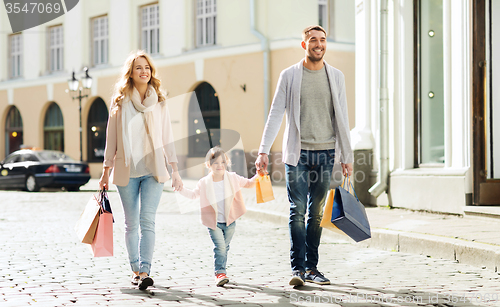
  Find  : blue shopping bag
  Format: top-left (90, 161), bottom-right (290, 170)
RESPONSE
top-left (331, 177), bottom-right (371, 242)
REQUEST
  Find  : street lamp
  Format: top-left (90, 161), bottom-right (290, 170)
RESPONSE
top-left (67, 67), bottom-right (92, 162)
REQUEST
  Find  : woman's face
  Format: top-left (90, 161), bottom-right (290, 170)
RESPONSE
top-left (130, 57), bottom-right (151, 86)
top-left (210, 155), bottom-right (226, 176)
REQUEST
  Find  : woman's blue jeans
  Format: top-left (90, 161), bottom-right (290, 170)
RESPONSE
top-left (208, 222), bottom-right (236, 275)
top-left (117, 175), bottom-right (164, 275)
top-left (285, 149), bottom-right (335, 273)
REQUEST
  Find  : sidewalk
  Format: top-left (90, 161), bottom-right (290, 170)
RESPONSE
top-left (83, 179), bottom-right (500, 273)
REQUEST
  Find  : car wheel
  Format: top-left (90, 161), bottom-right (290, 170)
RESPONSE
top-left (25, 175), bottom-right (40, 192)
top-left (66, 186), bottom-right (80, 192)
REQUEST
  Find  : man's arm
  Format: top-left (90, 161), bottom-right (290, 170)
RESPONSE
top-left (256, 71), bottom-right (288, 173)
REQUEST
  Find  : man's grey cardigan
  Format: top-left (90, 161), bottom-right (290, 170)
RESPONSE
top-left (258, 59), bottom-right (354, 166)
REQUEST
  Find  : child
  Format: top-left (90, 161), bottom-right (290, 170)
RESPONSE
top-left (177, 147), bottom-right (259, 286)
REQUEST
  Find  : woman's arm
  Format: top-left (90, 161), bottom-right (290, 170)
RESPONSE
top-left (99, 111), bottom-right (118, 190)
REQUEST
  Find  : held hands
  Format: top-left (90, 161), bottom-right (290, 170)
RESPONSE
top-left (341, 163), bottom-right (353, 177)
top-left (171, 171), bottom-right (183, 191)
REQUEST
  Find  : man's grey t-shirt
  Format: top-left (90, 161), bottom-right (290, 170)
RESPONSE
top-left (299, 65), bottom-right (336, 150)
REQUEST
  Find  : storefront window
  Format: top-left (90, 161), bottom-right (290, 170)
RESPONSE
top-left (44, 102), bottom-right (64, 152)
top-left (417, 0), bottom-right (445, 164)
top-left (5, 106), bottom-right (23, 156)
top-left (87, 98), bottom-right (108, 162)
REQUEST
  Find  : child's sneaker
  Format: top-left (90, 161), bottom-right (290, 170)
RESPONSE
top-left (215, 273), bottom-right (229, 287)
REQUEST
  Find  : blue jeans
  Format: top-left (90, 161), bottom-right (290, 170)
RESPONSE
top-left (117, 175), bottom-right (164, 275)
top-left (208, 222), bottom-right (236, 275)
top-left (285, 149), bottom-right (335, 272)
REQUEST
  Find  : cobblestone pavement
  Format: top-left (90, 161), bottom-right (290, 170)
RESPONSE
top-left (1, 189), bottom-right (500, 307)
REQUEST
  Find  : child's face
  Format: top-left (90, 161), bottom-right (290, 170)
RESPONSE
top-left (210, 156), bottom-right (226, 176)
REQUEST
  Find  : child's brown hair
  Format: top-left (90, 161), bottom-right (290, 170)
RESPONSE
top-left (205, 147), bottom-right (232, 169)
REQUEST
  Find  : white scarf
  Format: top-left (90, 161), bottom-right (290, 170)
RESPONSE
top-left (121, 85), bottom-right (167, 179)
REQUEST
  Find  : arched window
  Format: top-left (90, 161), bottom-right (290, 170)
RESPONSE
top-left (189, 82), bottom-right (221, 157)
top-left (44, 102), bottom-right (64, 152)
top-left (87, 98), bottom-right (108, 162)
top-left (5, 106), bottom-right (23, 155)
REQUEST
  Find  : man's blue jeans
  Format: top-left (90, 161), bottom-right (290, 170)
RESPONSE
top-left (208, 222), bottom-right (236, 275)
top-left (285, 149), bottom-right (335, 272)
top-left (116, 175), bottom-right (164, 275)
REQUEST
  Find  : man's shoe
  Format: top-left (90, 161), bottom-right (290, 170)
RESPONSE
top-left (216, 273), bottom-right (229, 287)
top-left (138, 276), bottom-right (154, 290)
top-left (289, 270), bottom-right (305, 286)
top-left (305, 269), bottom-right (330, 285)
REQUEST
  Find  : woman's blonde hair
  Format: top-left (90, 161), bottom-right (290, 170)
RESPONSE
top-left (110, 50), bottom-right (167, 111)
top-left (205, 146), bottom-right (232, 170)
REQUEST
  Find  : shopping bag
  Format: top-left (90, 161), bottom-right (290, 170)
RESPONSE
top-left (74, 194), bottom-right (101, 244)
top-left (331, 177), bottom-right (371, 242)
top-left (91, 210), bottom-right (114, 257)
top-left (320, 189), bottom-right (348, 236)
top-left (256, 173), bottom-right (275, 203)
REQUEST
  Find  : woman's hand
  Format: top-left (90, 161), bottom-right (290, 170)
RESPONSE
top-left (98, 168), bottom-right (110, 190)
top-left (171, 171), bottom-right (183, 191)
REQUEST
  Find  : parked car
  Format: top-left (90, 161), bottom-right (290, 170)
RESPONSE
top-left (0, 149), bottom-right (91, 192)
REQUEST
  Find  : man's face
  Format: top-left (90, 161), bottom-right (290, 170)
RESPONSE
top-left (302, 30), bottom-right (327, 63)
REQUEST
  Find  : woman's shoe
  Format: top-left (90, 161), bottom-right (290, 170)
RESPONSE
top-left (138, 276), bottom-right (154, 290)
top-left (131, 274), bottom-right (140, 285)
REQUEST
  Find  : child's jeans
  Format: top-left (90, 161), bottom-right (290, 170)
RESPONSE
top-left (208, 222), bottom-right (236, 275)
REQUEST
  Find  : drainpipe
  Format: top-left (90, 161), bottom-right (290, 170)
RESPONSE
top-left (369, 0), bottom-right (389, 198)
top-left (250, 0), bottom-right (271, 121)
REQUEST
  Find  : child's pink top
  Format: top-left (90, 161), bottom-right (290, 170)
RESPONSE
top-left (178, 171), bottom-right (255, 230)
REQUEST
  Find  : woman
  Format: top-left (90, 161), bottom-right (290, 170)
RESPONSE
top-left (98, 50), bottom-right (183, 290)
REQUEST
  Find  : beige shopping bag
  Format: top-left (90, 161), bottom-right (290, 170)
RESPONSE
top-left (75, 194), bottom-right (101, 244)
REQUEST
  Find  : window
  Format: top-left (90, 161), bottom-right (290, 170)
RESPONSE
top-left (92, 16), bottom-right (108, 66)
top-left (20, 154), bottom-right (39, 162)
top-left (44, 103), bottom-right (64, 152)
top-left (9, 34), bottom-right (22, 78)
top-left (5, 106), bottom-right (23, 156)
top-left (49, 25), bottom-right (64, 72)
top-left (87, 98), bottom-right (109, 162)
top-left (318, 0), bottom-right (328, 30)
top-left (4, 154), bottom-right (20, 164)
top-left (416, 0), bottom-right (444, 165)
top-left (318, 0), bottom-right (355, 43)
top-left (189, 82), bottom-right (220, 157)
top-left (196, 0), bottom-right (217, 47)
top-left (141, 3), bottom-right (160, 55)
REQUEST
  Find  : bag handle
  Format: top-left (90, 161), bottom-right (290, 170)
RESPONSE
top-left (342, 175), bottom-right (360, 202)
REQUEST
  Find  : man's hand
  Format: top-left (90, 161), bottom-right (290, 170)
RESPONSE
top-left (255, 153), bottom-right (269, 175)
top-left (341, 163), bottom-right (353, 177)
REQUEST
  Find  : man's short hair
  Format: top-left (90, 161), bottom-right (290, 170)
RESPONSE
top-left (302, 25), bottom-right (327, 41)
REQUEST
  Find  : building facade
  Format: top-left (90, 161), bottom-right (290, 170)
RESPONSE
top-left (0, 0), bottom-right (356, 180)
top-left (353, 0), bottom-right (500, 213)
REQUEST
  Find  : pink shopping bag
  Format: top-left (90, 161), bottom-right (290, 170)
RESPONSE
top-left (91, 212), bottom-right (113, 257)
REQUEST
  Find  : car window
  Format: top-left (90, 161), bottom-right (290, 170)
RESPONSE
top-left (38, 151), bottom-right (75, 162)
top-left (21, 154), bottom-right (39, 162)
top-left (3, 155), bottom-right (20, 164)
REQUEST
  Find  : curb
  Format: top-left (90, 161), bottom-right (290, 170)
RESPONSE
top-left (245, 208), bottom-right (500, 273)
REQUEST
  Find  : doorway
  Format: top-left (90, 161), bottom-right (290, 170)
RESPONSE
top-left (473, 0), bottom-right (500, 205)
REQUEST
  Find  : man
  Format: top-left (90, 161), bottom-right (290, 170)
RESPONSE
top-left (255, 25), bottom-right (354, 286)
